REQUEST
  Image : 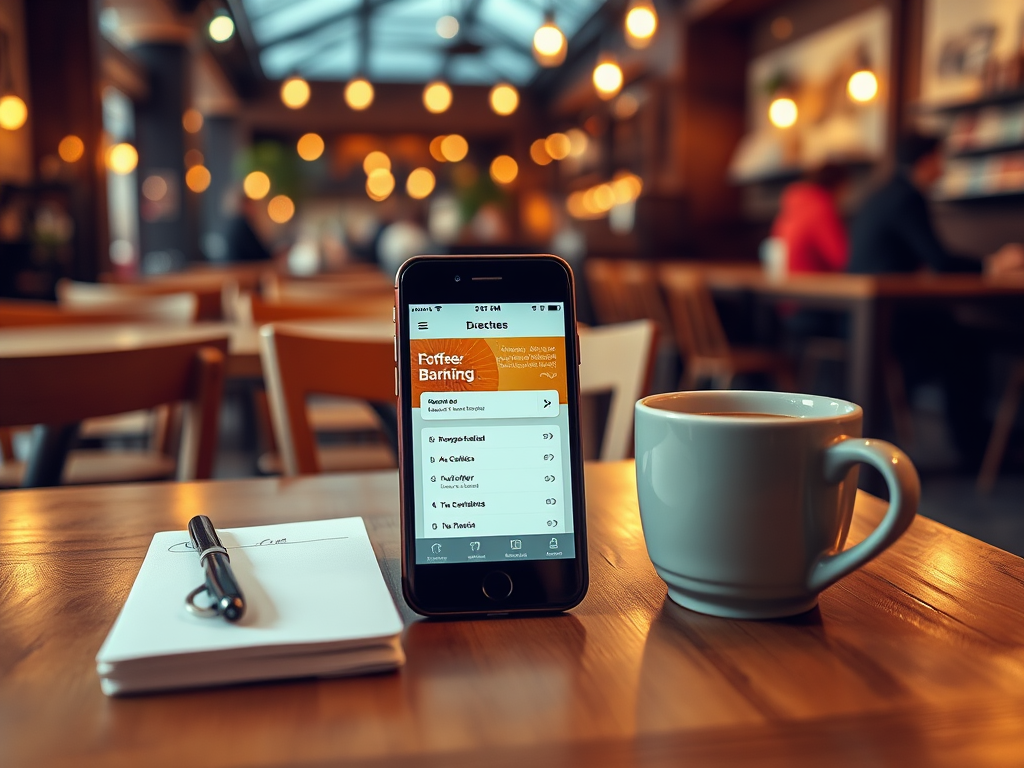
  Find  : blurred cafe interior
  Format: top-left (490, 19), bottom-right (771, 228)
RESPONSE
top-left (2, 0), bottom-right (1024, 548)
top-left (7, 1), bottom-right (1024, 764)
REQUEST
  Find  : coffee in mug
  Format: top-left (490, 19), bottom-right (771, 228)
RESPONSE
top-left (634, 391), bottom-right (920, 619)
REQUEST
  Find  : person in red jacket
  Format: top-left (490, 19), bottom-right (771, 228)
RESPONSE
top-left (771, 163), bottom-right (849, 274)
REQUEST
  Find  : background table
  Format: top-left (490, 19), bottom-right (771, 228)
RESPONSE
top-left (2, 462), bottom-right (1024, 767)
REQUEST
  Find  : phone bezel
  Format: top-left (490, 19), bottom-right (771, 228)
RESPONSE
top-left (395, 255), bottom-right (588, 616)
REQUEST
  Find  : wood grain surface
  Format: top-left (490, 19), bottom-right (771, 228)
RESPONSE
top-left (2, 462), bottom-right (1023, 767)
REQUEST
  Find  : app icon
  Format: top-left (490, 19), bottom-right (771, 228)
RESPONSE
top-left (510, 539), bottom-right (522, 550)
top-left (431, 543), bottom-right (442, 554)
top-left (469, 541), bottom-right (481, 551)
top-left (549, 537), bottom-right (558, 549)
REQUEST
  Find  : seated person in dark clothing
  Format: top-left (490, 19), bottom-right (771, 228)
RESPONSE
top-left (849, 133), bottom-right (1024, 467)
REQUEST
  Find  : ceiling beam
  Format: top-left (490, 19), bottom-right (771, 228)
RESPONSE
top-left (259, 0), bottom-right (399, 51)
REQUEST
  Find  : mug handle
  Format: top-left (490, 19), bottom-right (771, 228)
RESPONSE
top-left (806, 437), bottom-right (921, 595)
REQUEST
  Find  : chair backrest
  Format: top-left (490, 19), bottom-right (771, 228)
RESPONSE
top-left (248, 294), bottom-right (394, 324)
top-left (585, 258), bottom-right (673, 333)
top-left (261, 272), bottom-right (393, 303)
top-left (579, 320), bottom-right (658, 461)
top-left (259, 320), bottom-right (395, 476)
top-left (58, 278), bottom-right (222, 320)
top-left (658, 266), bottom-right (731, 361)
top-left (0, 328), bottom-right (228, 480)
top-left (2, 295), bottom-right (197, 326)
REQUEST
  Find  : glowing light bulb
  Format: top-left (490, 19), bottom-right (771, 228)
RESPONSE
top-left (243, 170), bottom-right (271, 200)
top-left (208, 14), bottom-right (235, 42)
top-left (106, 143), bottom-right (138, 174)
top-left (530, 139), bottom-right (552, 166)
top-left (345, 78), bottom-right (374, 110)
top-left (406, 167), bottom-right (436, 199)
top-left (768, 97), bottom-right (798, 128)
top-left (429, 136), bottom-right (447, 163)
top-left (593, 59), bottom-right (623, 100)
top-left (489, 84), bottom-right (519, 116)
top-left (186, 165), bottom-right (211, 193)
top-left (267, 194), bottom-right (295, 224)
top-left (625, 2), bottom-right (658, 48)
top-left (297, 133), bottom-right (324, 161)
top-left (363, 151), bottom-right (391, 174)
top-left (423, 81), bottom-right (452, 114)
top-left (847, 70), bottom-right (878, 103)
top-left (280, 76), bottom-right (310, 109)
top-left (489, 155), bottom-right (518, 185)
top-left (0, 95), bottom-right (28, 130)
top-left (533, 20), bottom-right (566, 67)
top-left (440, 134), bottom-right (469, 162)
top-left (366, 168), bottom-right (395, 201)
top-left (545, 133), bottom-right (570, 161)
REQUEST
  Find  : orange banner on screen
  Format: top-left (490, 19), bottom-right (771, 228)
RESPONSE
top-left (410, 337), bottom-right (568, 407)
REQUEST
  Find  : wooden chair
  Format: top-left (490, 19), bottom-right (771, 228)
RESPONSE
top-left (247, 294), bottom-right (394, 324)
top-left (977, 359), bottom-right (1024, 493)
top-left (584, 258), bottom-right (673, 335)
top-left (58, 278), bottom-right (225, 320)
top-left (261, 271), bottom-right (392, 303)
top-left (659, 266), bottom-right (795, 391)
top-left (259, 320), bottom-right (396, 476)
top-left (579, 320), bottom-right (658, 461)
top-left (0, 330), bottom-right (227, 486)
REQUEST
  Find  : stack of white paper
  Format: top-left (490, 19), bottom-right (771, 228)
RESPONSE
top-left (97, 517), bottom-right (404, 695)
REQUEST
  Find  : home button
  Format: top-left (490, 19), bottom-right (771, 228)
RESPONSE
top-left (482, 571), bottom-right (513, 601)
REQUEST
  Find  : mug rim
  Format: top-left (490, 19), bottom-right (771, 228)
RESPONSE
top-left (636, 390), bottom-right (862, 424)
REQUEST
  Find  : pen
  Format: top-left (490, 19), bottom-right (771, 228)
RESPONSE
top-left (185, 515), bottom-right (246, 622)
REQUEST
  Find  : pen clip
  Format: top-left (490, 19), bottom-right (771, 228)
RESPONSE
top-left (185, 584), bottom-right (221, 619)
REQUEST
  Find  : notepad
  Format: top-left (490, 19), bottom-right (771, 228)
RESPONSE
top-left (96, 517), bottom-right (405, 696)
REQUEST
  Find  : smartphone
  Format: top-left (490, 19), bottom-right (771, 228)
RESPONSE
top-left (395, 255), bottom-right (588, 616)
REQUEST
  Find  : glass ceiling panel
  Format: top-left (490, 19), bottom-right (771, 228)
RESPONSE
top-left (240, 0), bottom-right (606, 85)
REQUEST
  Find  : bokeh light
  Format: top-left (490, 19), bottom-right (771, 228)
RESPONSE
top-left (58, 135), bottom-right (84, 163)
top-left (280, 76), bottom-right (311, 109)
top-left (848, 70), bottom-right (878, 103)
top-left (566, 128), bottom-right (588, 158)
top-left (406, 167), bottom-right (436, 199)
top-left (243, 170), bottom-right (271, 199)
top-left (0, 95), bottom-right (28, 130)
top-left (625, 3), bottom-right (658, 48)
top-left (545, 133), bottom-right (570, 161)
top-left (768, 97), bottom-right (798, 128)
top-left (489, 155), bottom-right (518, 185)
top-left (593, 60), bottom-right (624, 99)
top-left (106, 143), bottom-right (138, 174)
top-left (423, 81), bottom-right (452, 114)
top-left (366, 168), bottom-right (395, 201)
top-left (344, 78), bottom-right (374, 110)
top-left (297, 132), bottom-right (325, 161)
top-left (186, 165), bottom-right (211, 193)
top-left (267, 194), bottom-right (295, 224)
top-left (182, 108), bottom-right (203, 133)
top-left (363, 150), bottom-right (391, 174)
top-left (208, 14), bottom-right (235, 42)
top-left (436, 15), bottom-right (459, 39)
top-left (489, 84), bottom-right (519, 116)
top-left (530, 139), bottom-right (552, 166)
top-left (429, 135), bottom-right (447, 162)
top-left (441, 134), bottom-right (469, 162)
top-left (185, 148), bottom-right (204, 167)
top-left (142, 175), bottom-right (168, 201)
top-left (533, 21), bottom-right (566, 66)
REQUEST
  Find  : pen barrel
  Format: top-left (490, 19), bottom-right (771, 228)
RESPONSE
top-left (188, 515), bottom-right (222, 554)
top-left (204, 552), bottom-right (246, 621)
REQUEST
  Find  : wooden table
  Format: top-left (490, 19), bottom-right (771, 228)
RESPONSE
top-left (697, 266), bottom-right (1024, 432)
top-left (3, 461), bottom-right (1023, 767)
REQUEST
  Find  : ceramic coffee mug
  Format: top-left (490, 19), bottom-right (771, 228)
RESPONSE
top-left (634, 391), bottom-right (920, 619)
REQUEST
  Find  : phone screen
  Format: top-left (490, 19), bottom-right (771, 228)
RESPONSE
top-left (407, 301), bottom-right (576, 565)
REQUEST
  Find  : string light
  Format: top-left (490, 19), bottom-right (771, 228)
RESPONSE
top-left (280, 76), bottom-right (310, 109)
top-left (0, 95), bottom-right (27, 130)
top-left (366, 168), bottom-right (395, 201)
top-left (544, 133), bottom-right (570, 161)
top-left (345, 78), bottom-right (374, 110)
top-left (186, 165), bottom-right (211, 193)
top-left (423, 81), bottom-right (452, 114)
top-left (406, 167), bottom-right (436, 199)
top-left (566, 129), bottom-right (588, 158)
top-left (593, 56), bottom-right (624, 100)
top-left (106, 143), bottom-right (138, 174)
top-left (625, 1), bottom-right (658, 49)
top-left (363, 151), bottom-right (391, 174)
top-left (182, 108), bottom-right (203, 134)
top-left (58, 135), bottom-right (84, 163)
top-left (768, 97), bottom-right (797, 128)
top-left (429, 135), bottom-right (447, 162)
top-left (533, 15), bottom-right (566, 67)
top-left (530, 139), bottom-right (552, 166)
top-left (489, 84), bottom-right (519, 116)
top-left (243, 170), bottom-right (271, 199)
top-left (440, 134), bottom-right (468, 162)
top-left (489, 155), bottom-right (518, 185)
top-left (297, 133), bottom-right (325, 161)
top-left (847, 70), bottom-right (878, 102)
top-left (267, 194), bottom-right (295, 223)
top-left (208, 13), bottom-right (235, 42)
